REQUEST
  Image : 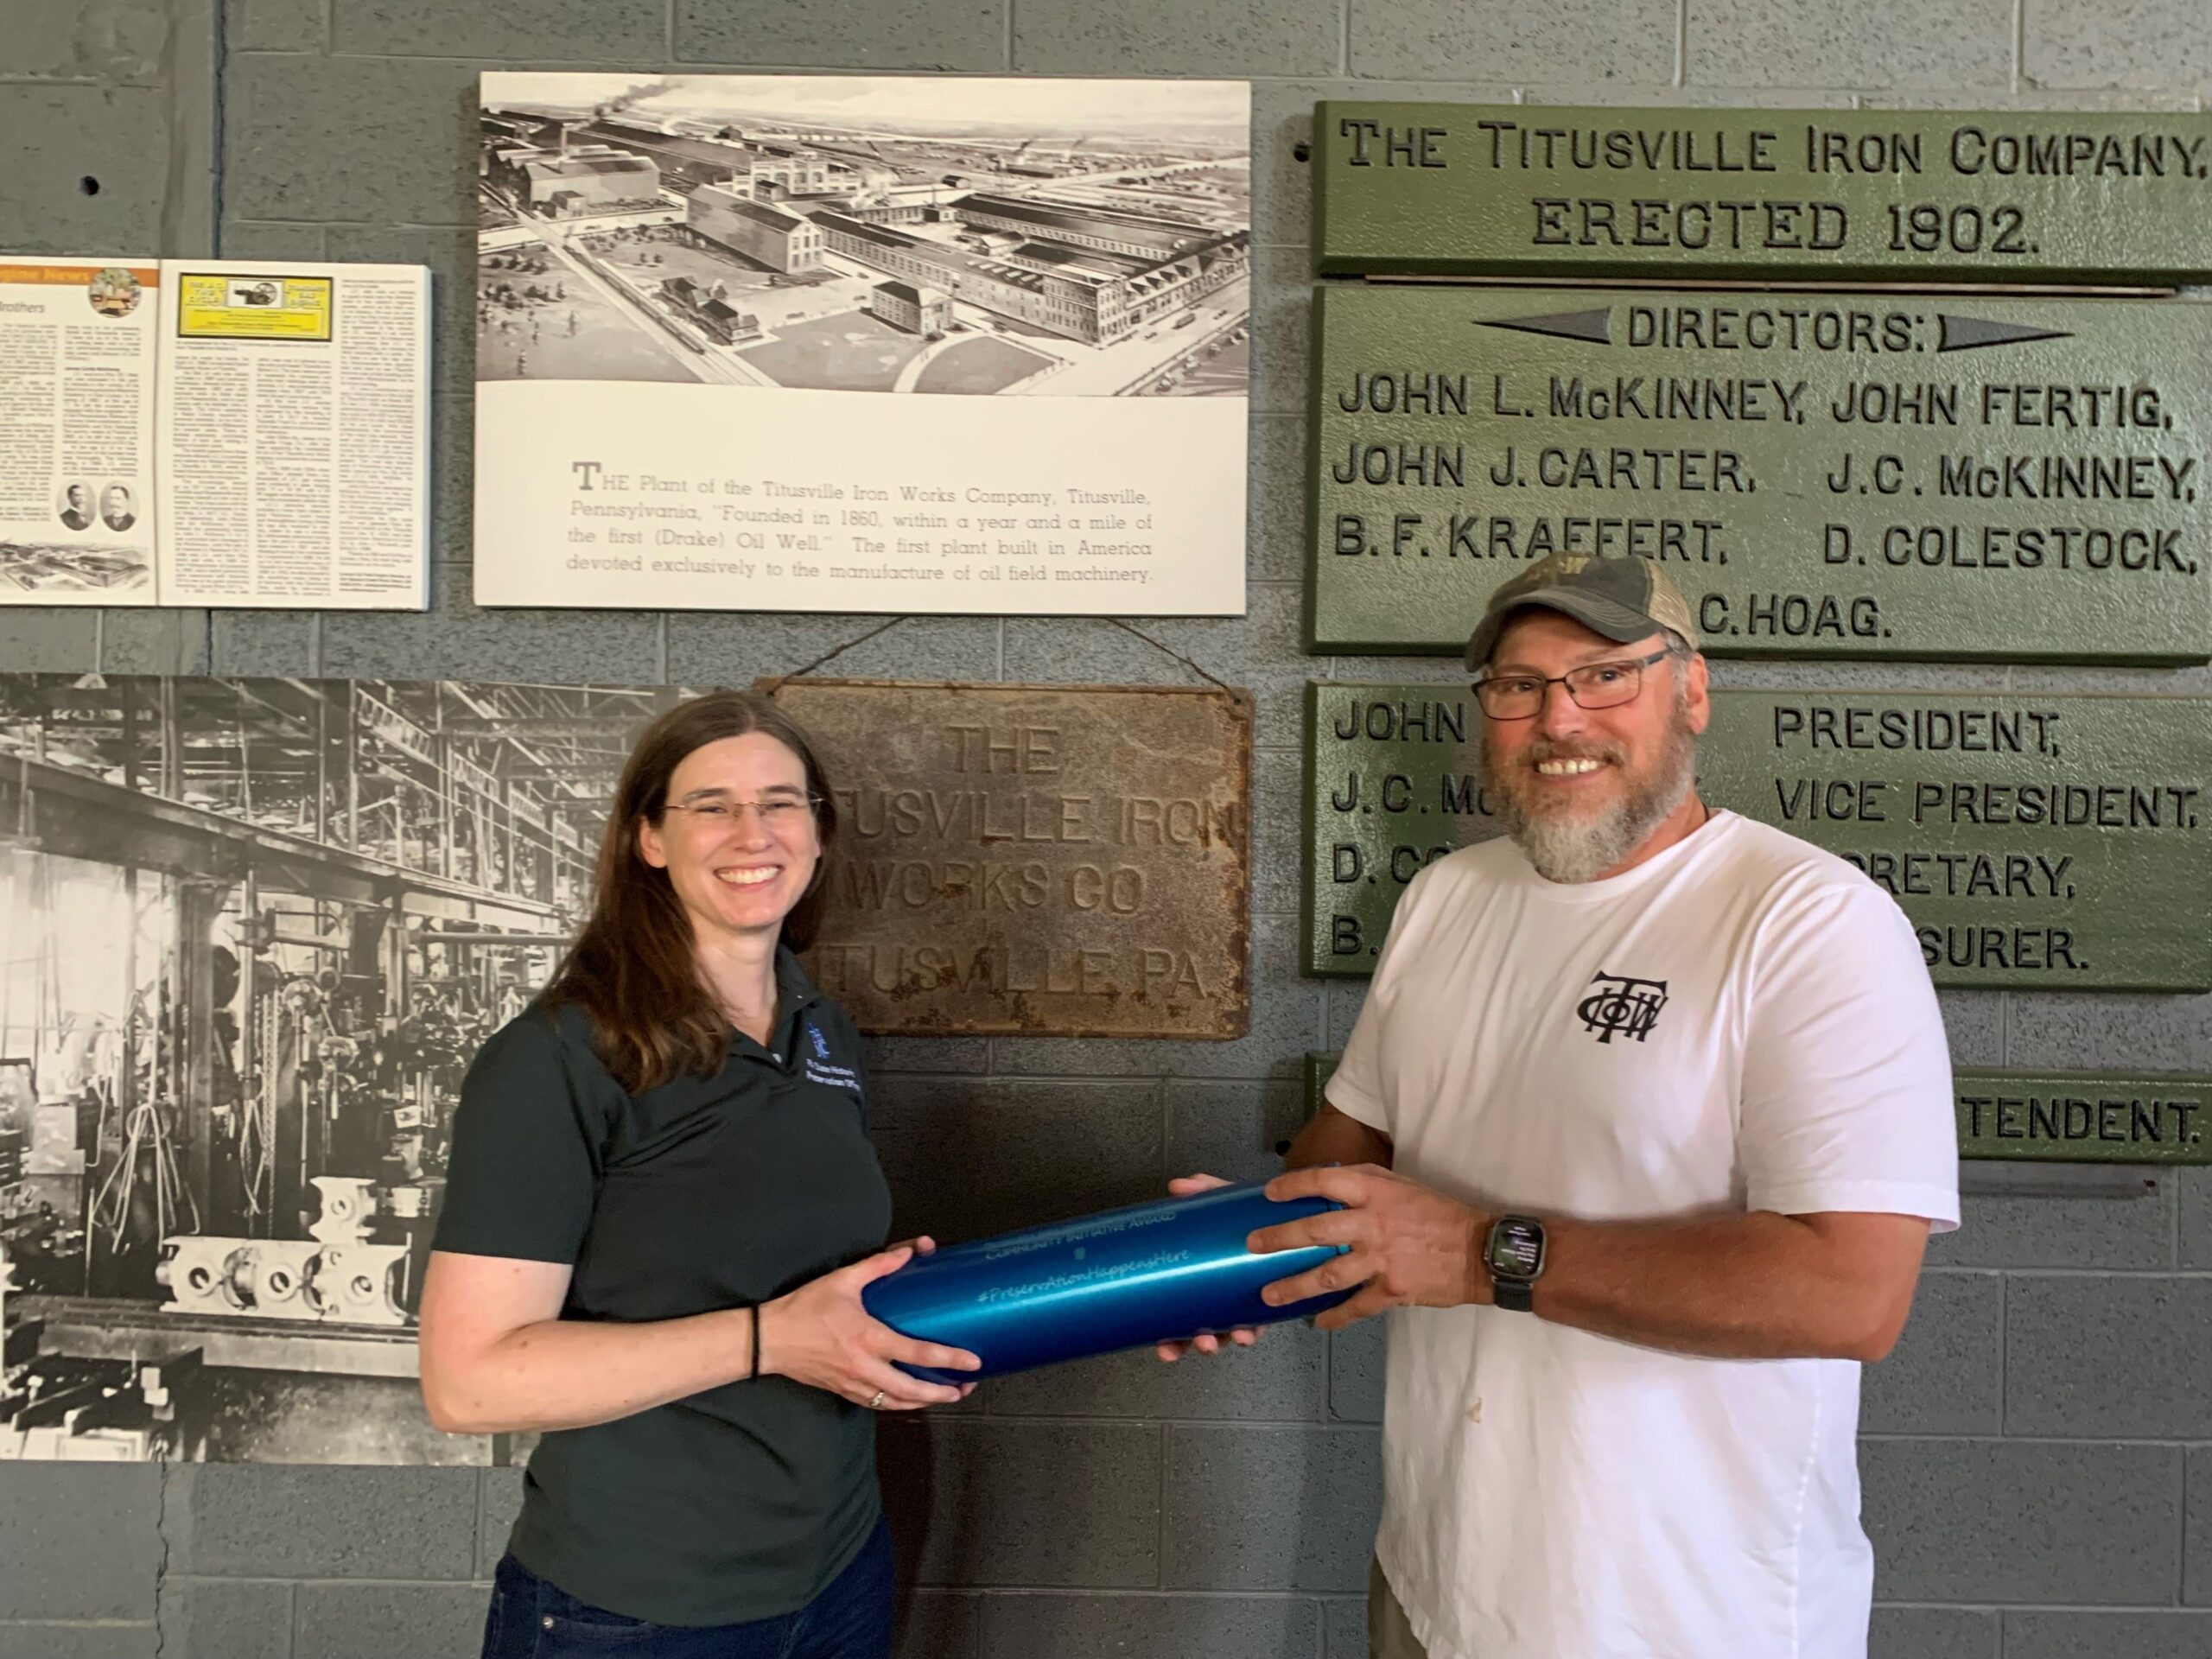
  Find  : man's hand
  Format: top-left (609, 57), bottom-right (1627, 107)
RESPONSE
top-left (1155, 1174), bottom-right (1262, 1362)
top-left (1249, 1165), bottom-right (1493, 1332)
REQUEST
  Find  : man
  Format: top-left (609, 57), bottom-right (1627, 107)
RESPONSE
top-left (59, 483), bottom-right (91, 531)
top-left (1254, 554), bottom-right (1958, 1659)
top-left (100, 484), bottom-right (136, 532)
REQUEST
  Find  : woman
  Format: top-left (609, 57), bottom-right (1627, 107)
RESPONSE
top-left (419, 690), bottom-right (978, 1658)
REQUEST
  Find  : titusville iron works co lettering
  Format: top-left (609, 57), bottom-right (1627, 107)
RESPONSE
top-left (1577, 973), bottom-right (1670, 1044)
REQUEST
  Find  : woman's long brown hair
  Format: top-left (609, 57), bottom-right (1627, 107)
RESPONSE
top-left (546, 690), bottom-right (840, 1094)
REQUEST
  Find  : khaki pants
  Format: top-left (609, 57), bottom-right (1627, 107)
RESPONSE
top-left (1368, 1557), bottom-right (1429, 1659)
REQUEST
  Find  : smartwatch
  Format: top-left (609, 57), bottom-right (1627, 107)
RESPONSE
top-left (1484, 1215), bottom-right (1547, 1313)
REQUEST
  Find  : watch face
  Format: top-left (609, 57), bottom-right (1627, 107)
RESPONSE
top-left (1488, 1219), bottom-right (1543, 1279)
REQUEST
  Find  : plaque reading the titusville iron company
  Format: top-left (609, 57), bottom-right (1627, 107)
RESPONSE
top-left (1303, 1052), bottom-right (2212, 1164)
top-left (763, 679), bottom-right (1251, 1038)
top-left (1304, 683), bottom-right (2212, 990)
top-left (1306, 285), bottom-right (2212, 662)
top-left (1313, 101), bottom-right (2212, 284)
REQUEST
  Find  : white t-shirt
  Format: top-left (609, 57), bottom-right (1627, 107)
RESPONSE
top-left (1326, 810), bottom-right (1959, 1659)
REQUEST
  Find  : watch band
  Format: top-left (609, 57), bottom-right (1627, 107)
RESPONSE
top-left (1491, 1276), bottom-right (1534, 1313)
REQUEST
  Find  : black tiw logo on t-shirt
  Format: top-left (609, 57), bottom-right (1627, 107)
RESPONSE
top-left (1577, 972), bottom-right (1669, 1045)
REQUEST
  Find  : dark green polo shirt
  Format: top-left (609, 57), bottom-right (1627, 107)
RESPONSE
top-left (433, 950), bottom-right (892, 1626)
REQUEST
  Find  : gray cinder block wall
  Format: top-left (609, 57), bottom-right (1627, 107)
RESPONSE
top-left (4, 2), bottom-right (2211, 1656)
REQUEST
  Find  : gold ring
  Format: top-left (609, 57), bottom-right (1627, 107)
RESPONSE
top-left (868, 1389), bottom-right (887, 1409)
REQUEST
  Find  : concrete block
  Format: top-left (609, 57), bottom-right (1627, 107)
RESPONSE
top-left (2004, 991), bottom-right (2212, 1071)
top-left (322, 559), bottom-right (661, 684)
top-left (1001, 584), bottom-right (1308, 747)
top-left (1327, 1316), bottom-right (1385, 1424)
top-left (1870, 1606), bottom-right (1999, 1659)
top-left (1859, 1271), bottom-right (2002, 1435)
top-left (983, 1314), bottom-right (1326, 1421)
top-left (211, 609), bottom-right (317, 676)
top-left (2008, 661), bottom-right (2212, 696)
top-left (0, 1464), bottom-right (159, 1621)
top-left (2005, 1276), bottom-right (2212, 1437)
top-left (478, 1467), bottom-right (524, 1578)
top-left (1251, 746), bottom-right (1302, 918)
top-left (1325, 980), bottom-right (1367, 1051)
top-left (0, 610), bottom-right (99, 672)
top-left (336, 0), bottom-right (665, 59)
top-left (101, 610), bottom-right (208, 674)
top-left (664, 613), bottom-right (1001, 689)
top-left (0, 0), bottom-right (100, 77)
top-left (1351, 0), bottom-right (1675, 83)
top-left (0, 0), bottom-right (170, 83)
top-left (863, 1035), bottom-right (991, 1075)
top-left (1516, 85), bottom-right (1858, 108)
top-left (325, 225), bottom-right (476, 397)
top-left (227, 0), bottom-right (322, 51)
top-left (292, 1582), bottom-right (489, 1659)
top-left (878, 1418), bottom-right (1161, 1587)
top-left (1166, 1077), bottom-right (1307, 1188)
top-left (2183, 1168), bottom-right (2211, 1269)
top-left (1935, 990), bottom-right (2005, 1069)
top-left (0, 1626), bottom-right (156, 1659)
top-left (1250, 416), bottom-right (1309, 585)
top-left (2024, 0), bottom-right (2212, 89)
top-left (1165, 1425), bottom-right (1382, 1592)
top-left (1249, 80), bottom-right (1327, 251)
top-left (175, 1465), bottom-right (478, 1580)
top-left (987, 912), bottom-right (1325, 1082)
top-left (1250, 247), bottom-right (1310, 419)
top-left (1860, 1439), bottom-right (2180, 1604)
top-left (895, 1591), bottom-right (976, 1659)
top-left (2005, 1613), bottom-right (2212, 1658)
top-left (868, 1075), bottom-right (1164, 1243)
top-left (980, 1593), bottom-right (1321, 1659)
top-left (0, 84), bottom-right (174, 255)
top-left (224, 54), bottom-right (483, 226)
top-left (219, 220), bottom-right (327, 259)
top-left (2190, 1445), bottom-right (2211, 1605)
top-left (677, 0), bottom-right (1007, 70)
top-left (1704, 658), bottom-right (2012, 693)
top-left (1686, 0), bottom-right (2013, 86)
top-left (1857, 86), bottom-right (2202, 111)
top-left (1015, 0), bottom-right (1341, 76)
top-left (1927, 1181), bottom-right (2177, 1270)
top-left (1323, 1594), bottom-right (1368, 1659)
top-left (426, 395), bottom-right (474, 571)
top-left (162, 1578), bottom-right (292, 1659)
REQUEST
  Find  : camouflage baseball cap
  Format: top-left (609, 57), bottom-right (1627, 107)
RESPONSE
top-left (1464, 554), bottom-right (1699, 671)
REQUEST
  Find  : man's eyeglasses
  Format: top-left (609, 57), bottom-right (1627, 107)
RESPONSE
top-left (1471, 646), bottom-right (1672, 721)
top-left (662, 796), bottom-right (820, 829)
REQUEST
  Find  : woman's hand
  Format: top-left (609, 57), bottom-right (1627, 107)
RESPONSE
top-left (759, 1242), bottom-right (982, 1409)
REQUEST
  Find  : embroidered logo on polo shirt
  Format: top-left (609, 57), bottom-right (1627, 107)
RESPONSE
top-left (1576, 971), bottom-right (1669, 1045)
top-left (799, 1017), bottom-right (861, 1097)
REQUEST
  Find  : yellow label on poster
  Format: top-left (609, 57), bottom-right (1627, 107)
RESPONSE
top-left (176, 273), bottom-right (334, 341)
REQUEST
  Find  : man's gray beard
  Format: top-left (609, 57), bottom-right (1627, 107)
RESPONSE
top-left (1483, 699), bottom-right (1700, 884)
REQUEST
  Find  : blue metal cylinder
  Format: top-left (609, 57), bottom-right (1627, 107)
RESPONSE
top-left (861, 1181), bottom-right (1356, 1383)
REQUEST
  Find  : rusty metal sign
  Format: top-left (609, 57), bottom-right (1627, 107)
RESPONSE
top-left (760, 679), bottom-right (1252, 1037)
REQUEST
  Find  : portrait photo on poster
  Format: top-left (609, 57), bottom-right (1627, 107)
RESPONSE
top-left (470, 73), bottom-right (1250, 616)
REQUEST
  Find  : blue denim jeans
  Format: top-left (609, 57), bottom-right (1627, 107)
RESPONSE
top-left (481, 1516), bottom-right (895, 1659)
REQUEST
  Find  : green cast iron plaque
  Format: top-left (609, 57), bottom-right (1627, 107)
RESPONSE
top-left (1313, 101), bottom-right (2212, 284)
top-left (1306, 284), bottom-right (2212, 663)
top-left (1303, 1052), bottom-right (2212, 1164)
top-left (1303, 683), bottom-right (2212, 990)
